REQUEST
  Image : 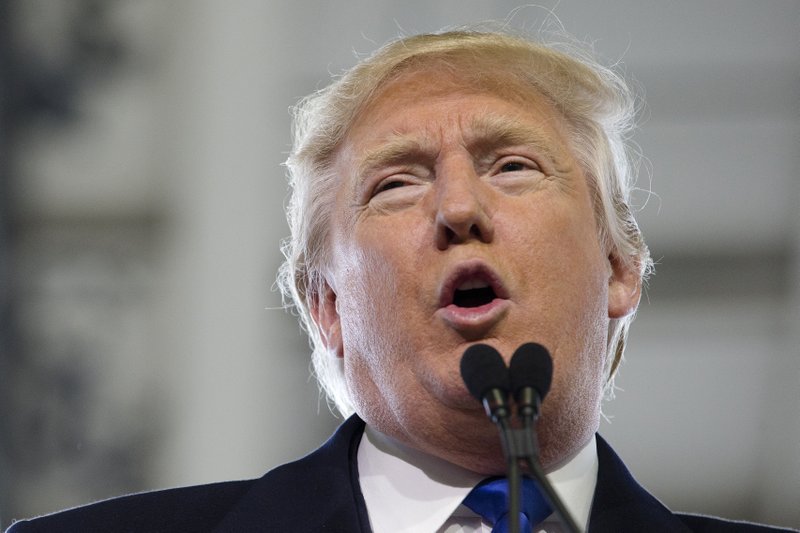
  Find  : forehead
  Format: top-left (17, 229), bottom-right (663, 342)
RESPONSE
top-left (339, 66), bottom-right (575, 162)
top-left (374, 59), bottom-right (553, 107)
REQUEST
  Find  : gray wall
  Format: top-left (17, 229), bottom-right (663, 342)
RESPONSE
top-left (3, 0), bottom-right (798, 528)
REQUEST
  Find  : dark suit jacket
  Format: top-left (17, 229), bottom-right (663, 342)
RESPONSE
top-left (6, 415), bottom-right (796, 532)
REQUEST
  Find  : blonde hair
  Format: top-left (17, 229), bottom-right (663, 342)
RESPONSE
top-left (277, 29), bottom-right (652, 416)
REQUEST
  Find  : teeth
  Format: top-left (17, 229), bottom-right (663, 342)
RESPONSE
top-left (457, 279), bottom-right (490, 291)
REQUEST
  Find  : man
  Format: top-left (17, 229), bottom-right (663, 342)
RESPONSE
top-left (6, 29), bottom-right (796, 533)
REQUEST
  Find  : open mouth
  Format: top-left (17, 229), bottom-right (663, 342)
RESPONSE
top-left (453, 281), bottom-right (497, 308)
top-left (438, 261), bottom-right (510, 333)
top-left (440, 262), bottom-right (508, 310)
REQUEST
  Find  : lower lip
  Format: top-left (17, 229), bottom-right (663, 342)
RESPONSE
top-left (437, 298), bottom-right (510, 333)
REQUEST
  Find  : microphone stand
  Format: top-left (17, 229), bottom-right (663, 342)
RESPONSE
top-left (483, 391), bottom-right (522, 533)
top-left (516, 390), bottom-right (582, 533)
top-left (496, 417), bottom-right (523, 533)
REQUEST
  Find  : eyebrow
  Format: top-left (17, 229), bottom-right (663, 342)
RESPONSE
top-left (464, 113), bottom-right (561, 162)
top-left (351, 111), bottom-right (564, 185)
top-left (355, 135), bottom-right (436, 180)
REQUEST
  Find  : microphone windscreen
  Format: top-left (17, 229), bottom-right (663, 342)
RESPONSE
top-left (509, 343), bottom-right (553, 400)
top-left (460, 343), bottom-right (509, 401)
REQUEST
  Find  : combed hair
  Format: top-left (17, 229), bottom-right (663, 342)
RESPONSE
top-left (277, 28), bottom-right (653, 417)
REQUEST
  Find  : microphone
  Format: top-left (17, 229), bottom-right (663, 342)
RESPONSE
top-left (509, 343), bottom-right (581, 533)
top-left (460, 342), bottom-right (582, 533)
top-left (509, 342), bottom-right (553, 420)
top-left (460, 343), bottom-right (511, 423)
top-left (460, 344), bottom-right (523, 533)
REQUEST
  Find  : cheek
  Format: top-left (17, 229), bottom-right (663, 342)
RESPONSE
top-left (504, 202), bottom-right (607, 292)
top-left (504, 200), bottom-right (610, 373)
top-left (333, 237), bottom-right (411, 366)
top-left (335, 243), bottom-right (418, 420)
top-left (334, 215), bottom-right (428, 314)
top-left (337, 247), bottom-right (393, 330)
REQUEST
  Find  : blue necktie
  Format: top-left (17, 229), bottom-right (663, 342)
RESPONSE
top-left (463, 477), bottom-right (552, 533)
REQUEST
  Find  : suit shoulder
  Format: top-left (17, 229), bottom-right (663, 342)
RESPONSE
top-left (678, 513), bottom-right (798, 533)
top-left (5, 479), bottom-right (254, 533)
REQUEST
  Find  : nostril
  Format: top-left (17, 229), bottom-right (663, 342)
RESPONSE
top-left (469, 223), bottom-right (482, 239)
top-left (442, 222), bottom-right (482, 246)
top-left (445, 226), bottom-right (456, 243)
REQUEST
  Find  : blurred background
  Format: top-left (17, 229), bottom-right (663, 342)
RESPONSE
top-left (1, 0), bottom-right (798, 529)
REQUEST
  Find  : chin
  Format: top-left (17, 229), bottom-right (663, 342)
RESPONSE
top-left (430, 421), bottom-right (508, 475)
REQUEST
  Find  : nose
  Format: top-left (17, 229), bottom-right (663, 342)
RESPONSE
top-left (434, 161), bottom-right (494, 250)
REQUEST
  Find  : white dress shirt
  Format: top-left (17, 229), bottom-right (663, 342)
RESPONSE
top-left (357, 425), bottom-right (597, 533)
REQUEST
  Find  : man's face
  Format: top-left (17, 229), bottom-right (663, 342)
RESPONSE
top-left (314, 69), bottom-right (640, 473)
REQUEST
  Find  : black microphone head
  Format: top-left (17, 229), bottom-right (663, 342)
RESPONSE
top-left (509, 342), bottom-right (553, 401)
top-left (460, 343), bottom-right (510, 401)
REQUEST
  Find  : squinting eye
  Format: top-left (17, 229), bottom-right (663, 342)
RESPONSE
top-left (500, 161), bottom-right (528, 172)
top-left (375, 180), bottom-right (406, 194)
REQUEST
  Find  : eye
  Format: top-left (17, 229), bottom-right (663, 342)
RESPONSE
top-left (375, 180), bottom-right (407, 194)
top-left (369, 174), bottom-right (422, 202)
top-left (500, 161), bottom-right (527, 172)
top-left (497, 158), bottom-right (539, 173)
top-left (365, 164), bottom-right (430, 205)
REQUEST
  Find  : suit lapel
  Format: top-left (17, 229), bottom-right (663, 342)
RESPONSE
top-left (588, 434), bottom-right (691, 532)
top-left (212, 415), bottom-right (371, 533)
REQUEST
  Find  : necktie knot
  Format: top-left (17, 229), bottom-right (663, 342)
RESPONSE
top-left (463, 477), bottom-right (552, 533)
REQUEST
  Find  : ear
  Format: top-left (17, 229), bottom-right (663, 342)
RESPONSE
top-left (607, 253), bottom-right (642, 319)
top-left (310, 280), bottom-right (344, 359)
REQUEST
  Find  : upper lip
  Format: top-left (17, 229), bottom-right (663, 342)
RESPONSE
top-left (438, 259), bottom-right (509, 308)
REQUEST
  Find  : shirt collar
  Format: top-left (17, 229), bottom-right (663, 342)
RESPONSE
top-left (357, 425), bottom-right (598, 533)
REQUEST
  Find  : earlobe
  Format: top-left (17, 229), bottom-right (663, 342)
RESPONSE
top-left (607, 253), bottom-right (642, 319)
top-left (310, 281), bottom-right (344, 359)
